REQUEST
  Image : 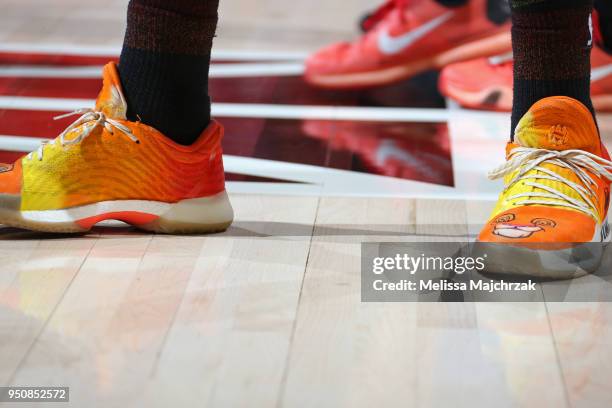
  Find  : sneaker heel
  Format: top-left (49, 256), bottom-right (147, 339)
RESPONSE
top-left (138, 191), bottom-right (234, 234)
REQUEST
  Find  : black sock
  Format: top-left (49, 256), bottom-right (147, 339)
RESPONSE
top-left (436, 0), bottom-right (510, 24)
top-left (595, 0), bottom-right (612, 52)
top-left (435, 0), bottom-right (468, 7)
top-left (510, 0), bottom-right (595, 139)
top-left (487, 0), bottom-right (511, 25)
top-left (118, 0), bottom-right (219, 146)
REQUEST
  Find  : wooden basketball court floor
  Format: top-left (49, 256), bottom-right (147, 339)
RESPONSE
top-left (1, 1), bottom-right (612, 407)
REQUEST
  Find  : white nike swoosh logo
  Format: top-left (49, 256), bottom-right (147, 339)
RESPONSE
top-left (378, 11), bottom-right (455, 56)
top-left (591, 63), bottom-right (612, 83)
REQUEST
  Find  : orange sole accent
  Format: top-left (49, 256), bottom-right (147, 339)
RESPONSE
top-left (75, 211), bottom-right (159, 229)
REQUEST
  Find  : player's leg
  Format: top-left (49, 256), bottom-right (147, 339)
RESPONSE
top-left (435, 0), bottom-right (468, 5)
top-left (510, 0), bottom-right (595, 137)
top-left (0, 0), bottom-right (234, 234)
top-left (477, 0), bottom-right (612, 278)
top-left (119, 0), bottom-right (219, 146)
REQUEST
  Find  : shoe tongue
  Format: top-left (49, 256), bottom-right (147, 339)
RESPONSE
top-left (514, 97), bottom-right (601, 155)
top-left (94, 62), bottom-right (128, 120)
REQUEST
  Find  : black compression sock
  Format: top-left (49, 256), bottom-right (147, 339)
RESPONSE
top-left (510, 0), bottom-right (596, 139)
top-left (118, 0), bottom-right (219, 146)
top-left (435, 0), bottom-right (468, 7)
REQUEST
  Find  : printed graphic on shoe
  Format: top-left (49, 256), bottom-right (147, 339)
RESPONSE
top-left (476, 97), bottom-right (612, 279)
top-left (439, 45), bottom-right (612, 112)
top-left (304, 0), bottom-right (511, 89)
top-left (0, 62), bottom-right (234, 234)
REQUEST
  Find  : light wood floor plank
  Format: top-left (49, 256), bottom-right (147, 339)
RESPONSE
top-left (141, 194), bottom-right (319, 408)
top-left (1, 0), bottom-right (373, 52)
top-left (281, 197), bottom-right (420, 408)
top-left (8, 194), bottom-right (317, 407)
top-left (0, 235), bottom-right (98, 386)
top-left (546, 301), bottom-right (612, 407)
top-left (282, 198), bottom-right (568, 407)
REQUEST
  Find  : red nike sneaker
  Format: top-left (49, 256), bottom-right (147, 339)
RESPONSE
top-left (439, 45), bottom-right (612, 112)
top-left (304, 0), bottom-right (510, 89)
top-left (359, 1), bottom-right (398, 32)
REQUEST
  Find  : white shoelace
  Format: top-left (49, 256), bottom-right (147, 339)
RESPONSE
top-left (488, 146), bottom-right (612, 220)
top-left (27, 108), bottom-right (139, 161)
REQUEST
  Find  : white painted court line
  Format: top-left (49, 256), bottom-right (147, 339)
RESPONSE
top-left (0, 96), bottom-right (93, 111)
top-left (215, 103), bottom-right (454, 122)
top-left (0, 43), bottom-right (307, 61)
top-left (0, 43), bottom-right (121, 56)
top-left (0, 134), bottom-right (44, 152)
top-left (215, 49), bottom-right (307, 61)
top-left (0, 95), bottom-right (515, 122)
top-left (0, 96), bottom-right (449, 121)
top-left (0, 66), bottom-right (103, 78)
top-left (0, 62), bottom-right (305, 78)
top-left (209, 62), bottom-right (304, 77)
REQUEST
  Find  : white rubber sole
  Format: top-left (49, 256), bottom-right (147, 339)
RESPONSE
top-left (0, 191), bottom-right (234, 234)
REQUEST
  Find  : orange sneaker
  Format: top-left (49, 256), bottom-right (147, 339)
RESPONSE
top-left (0, 62), bottom-right (234, 234)
top-left (439, 45), bottom-right (612, 112)
top-left (476, 97), bottom-right (612, 279)
top-left (304, 0), bottom-right (510, 89)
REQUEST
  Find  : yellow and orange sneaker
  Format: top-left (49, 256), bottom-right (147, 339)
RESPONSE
top-left (0, 62), bottom-right (234, 234)
top-left (477, 96), bottom-right (612, 279)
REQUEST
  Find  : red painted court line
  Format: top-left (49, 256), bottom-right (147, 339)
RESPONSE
top-left (210, 76), bottom-right (365, 106)
top-left (0, 76), bottom-right (363, 106)
top-left (0, 109), bottom-right (454, 186)
top-left (0, 110), bottom-right (67, 138)
top-left (0, 76), bottom-right (442, 108)
top-left (0, 151), bottom-right (24, 163)
top-left (0, 51), bottom-right (451, 185)
top-left (0, 77), bottom-right (101, 99)
top-left (0, 67), bottom-right (443, 108)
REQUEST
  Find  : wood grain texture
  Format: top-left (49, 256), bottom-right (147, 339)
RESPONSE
top-left (3, 195), bottom-right (318, 407)
top-left (281, 198), bottom-right (568, 408)
top-left (0, 235), bottom-right (98, 386)
top-left (0, 0), bottom-right (375, 52)
top-left (2, 0), bottom-right (612, 406)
